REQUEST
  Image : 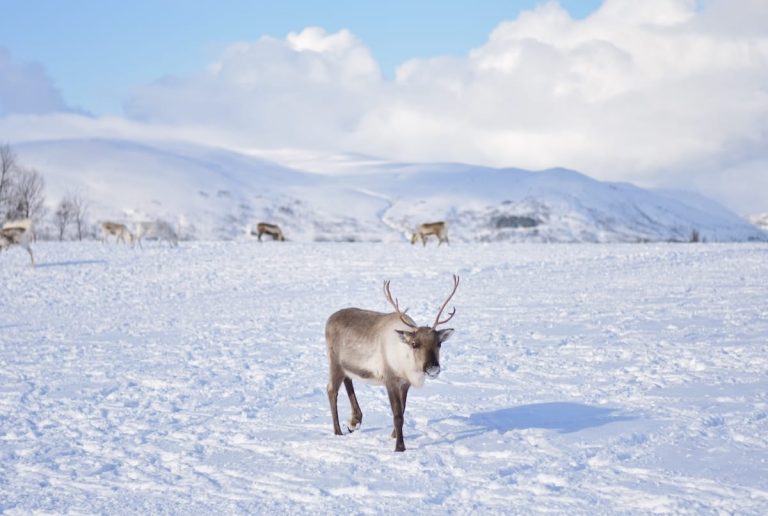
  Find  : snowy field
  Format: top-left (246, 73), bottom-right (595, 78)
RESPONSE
top-left (1, 241), bottom-right (767, 514)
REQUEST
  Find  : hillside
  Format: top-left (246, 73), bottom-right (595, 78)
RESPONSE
top-left (15, 138), bottom-right (767, 243)
top-left (749, 213), bottom-right (768, 231)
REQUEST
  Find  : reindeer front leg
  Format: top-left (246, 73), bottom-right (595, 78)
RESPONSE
top-left (391, 383), bottom-right (410, 439)
top-left (386, 382), bottom-right (406, 452)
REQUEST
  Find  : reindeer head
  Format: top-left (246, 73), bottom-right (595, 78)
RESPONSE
top-left (384, 275), bottom-right (459, 379)
top-left (394, 326), bottom-right (454, 378)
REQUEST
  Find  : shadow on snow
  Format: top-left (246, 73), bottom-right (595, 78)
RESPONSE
top-left (468, 402), bottom-right (634, 433)
top-left (427, 402), bottom-right (635, 446)
top-left (35, 260), bottom-right (108, 268)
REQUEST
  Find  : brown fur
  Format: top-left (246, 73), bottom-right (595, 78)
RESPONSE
top-left (100, 221), bottom-right (134, 245)
top-left (0, 219), bottom-right (34, 266)
top-left (411, 221), bottom-right (449, 246)
top-left (325, 277), bottom-right (459, 452)
top-left (253, 222), bottom-right (285, 241)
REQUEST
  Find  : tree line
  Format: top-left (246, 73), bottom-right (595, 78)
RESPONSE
top-left (1, 142), bottom-right (91, 240)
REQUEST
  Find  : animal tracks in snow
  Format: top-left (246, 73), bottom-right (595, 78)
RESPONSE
top-left (1, 242), bottom-right (767, 513)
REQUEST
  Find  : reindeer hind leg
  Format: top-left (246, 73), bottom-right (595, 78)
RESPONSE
top-left (327, 363), bottom-right (345, 435)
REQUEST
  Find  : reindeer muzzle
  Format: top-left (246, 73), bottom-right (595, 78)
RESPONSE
top-left (425, 365), bottom-right (441, 378)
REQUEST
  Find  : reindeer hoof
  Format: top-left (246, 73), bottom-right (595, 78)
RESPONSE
top-left (346, 421), bottom-right (361, 433)
top-left (395, 443), bottom-right (406, 452)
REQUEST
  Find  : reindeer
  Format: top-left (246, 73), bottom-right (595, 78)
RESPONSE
top-left (100, 222), bottom-right (134, 245)
top-left (134, 220), bottom-right (179, 248)
top-left (325, 275), bottom-right (459, 452)
top-left (411, 221), bottom-right (449, 246)
top-left (0, 219), bottom-right (34, 266)
top-left (252, 222), bottom-right (285, 241)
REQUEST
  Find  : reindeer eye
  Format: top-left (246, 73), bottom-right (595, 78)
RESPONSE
top-left (411, 342), bottom-right (421, 349)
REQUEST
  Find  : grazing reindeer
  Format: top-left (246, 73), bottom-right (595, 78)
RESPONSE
top-left (411, 221), bottom-right (449, 246)
top-left (253, 222), bottom-right (285, 241)
top-left (0, 219), bottom-right (34, 266)
top-left (134, 220), bottom-right (179, 248)
top-left (325, 275), bottom-right (459, 452)
top-left (100, 222), bottom-right (134, 245)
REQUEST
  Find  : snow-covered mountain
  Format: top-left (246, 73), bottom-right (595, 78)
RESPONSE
top-left (15, 138), bottom-right (767, 242)
top-left (748, 213), bottom-right (768, 231)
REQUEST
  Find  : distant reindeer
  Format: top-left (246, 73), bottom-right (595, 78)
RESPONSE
top-left (325, 275), bottom-right (459, 452)
top-left (134, 220), bottom-right (179, 248)
top-left (100, 221), bottom-right (134, 245)
top-left (0, 219), bottom-right (34, 266)
top-left (252, 222), bottom-right (285, 241)
top-left (411, 221), bottom-right (449, 246)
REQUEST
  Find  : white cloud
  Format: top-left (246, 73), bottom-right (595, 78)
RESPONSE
top-left (0, 48), bottom-right (69, 116)
top-left (349, 0), bottom-right (768, 212)
top-left (125, 27), bottom-right (381, 149)
top-left (3, 0), bottom-right (767, 213)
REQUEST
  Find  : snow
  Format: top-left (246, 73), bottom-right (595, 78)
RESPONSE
top-left (2, 241), bottom-right (767, 513)
top-left (15, 138), bottom-right (767, 243)
top-left (749, 213), bottom-right (768, 231)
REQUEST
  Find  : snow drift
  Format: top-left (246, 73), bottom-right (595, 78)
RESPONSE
top-left (2, 242), bottom-right (768, 513)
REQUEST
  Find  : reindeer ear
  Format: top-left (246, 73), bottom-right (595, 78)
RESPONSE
top-left (437, 328), bottom-right (454, 343)
top-left (394, 330), bottom-right (414, 345)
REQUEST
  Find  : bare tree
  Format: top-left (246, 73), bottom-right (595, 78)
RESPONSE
top-left (53, 197), bottom-right (75, 240)
top-left (7, 167), bottom-right (46, 225)
top-left (0, 144), bottom-right (18, 220)
top-left (690, 229), bottom-right (701, 243)
top-left (69, 193), bottom-right (89, 240)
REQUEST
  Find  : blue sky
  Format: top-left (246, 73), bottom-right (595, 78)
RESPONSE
top-left (1, 0), bottom-right (601, 114)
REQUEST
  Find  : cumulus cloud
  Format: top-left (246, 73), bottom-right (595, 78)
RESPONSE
top-left (5, 0), bottom-right (767, 212)
top-left (358, 0), bottom-right (768, 184)
top-left (357, 0), bottom-right (768, 212)
top-left (126, 27), bottom-right (381, 149)
top-left (0, 48), bottom-right (69, 116)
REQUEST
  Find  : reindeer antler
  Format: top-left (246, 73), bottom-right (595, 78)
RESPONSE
top-left (383, 280), bottom-right (418, 329)
top-left (433, 274), bottom-right (460, 328)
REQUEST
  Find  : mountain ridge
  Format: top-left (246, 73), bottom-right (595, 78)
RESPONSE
top-left (15, 138), bottom-right (767, 243)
